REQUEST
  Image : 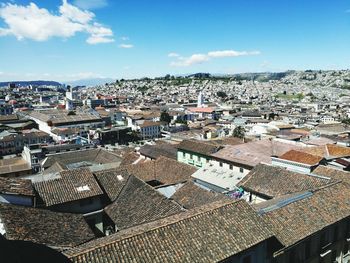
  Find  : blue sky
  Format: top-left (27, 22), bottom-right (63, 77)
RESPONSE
top-left (0, 0), bottom-right (349, 81)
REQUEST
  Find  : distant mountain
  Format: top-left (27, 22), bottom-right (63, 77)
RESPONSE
top-left (0, 80), bottom-right (61, 87)
top-left (64, 78), bottom-right (115, 87)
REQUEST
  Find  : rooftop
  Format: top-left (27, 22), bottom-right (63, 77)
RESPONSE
top-left (65, 200), bottom-right (275, 263)
top-left (0, 203), bottom-right (95, 249)
top-left (33, 168), bottom-right (103, 206)
top-left (238, 164), bottom-right (334, 199)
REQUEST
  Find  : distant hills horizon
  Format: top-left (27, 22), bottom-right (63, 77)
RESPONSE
top-left (0, 69), bottom-right (348, 87)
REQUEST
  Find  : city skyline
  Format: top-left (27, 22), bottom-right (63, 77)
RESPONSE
top-left (0, 0), bottom-right (349, 82)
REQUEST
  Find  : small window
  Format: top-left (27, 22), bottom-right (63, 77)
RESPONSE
top-left (197, 156), bottom-right (200, 162)
top-left (239, 167), bottom-right (244, 173)
top-left (229, 164), bottom-right (233, 170)
top-left (219, 162), bottom-right (223, 167)
top-left (182, 152), bottom-right (185, 158)
top-left (190, 154), bottom-right (193, 159)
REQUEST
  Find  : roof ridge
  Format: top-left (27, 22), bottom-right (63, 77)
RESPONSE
top-left (66, 199), bottom-right (239, 258)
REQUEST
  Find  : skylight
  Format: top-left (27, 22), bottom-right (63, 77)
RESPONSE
top-left (77, 185), bottom-right (90, 192)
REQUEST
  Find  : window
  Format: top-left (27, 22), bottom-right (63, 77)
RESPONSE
top-left (197, 156), bottom-right (200, 162)
top-left (229, 164), bottom-right (233, 170)
top-left (239, 167), bottom-right (244, 173)
top-left (190, 154), bottom-right (193, 159)
top-left (182, 152), bottom-right (185, 158)
top-left (219, 162), bottom-right (223, 167)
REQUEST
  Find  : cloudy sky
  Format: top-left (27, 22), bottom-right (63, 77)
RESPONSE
top-left (0, 0), bottom-right (349, 81)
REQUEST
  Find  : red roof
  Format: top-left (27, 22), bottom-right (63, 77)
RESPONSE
top-left (189, 107), bottom-right (215, 113)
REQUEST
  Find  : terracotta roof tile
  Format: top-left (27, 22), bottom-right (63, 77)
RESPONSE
top-left (238, 164), bottom-right (334, 199)
top-left (65, 200), bottom-right (275, 263)
top-left (34, 168), bottom-right (103, 206)
top-left (279, 150), bottom-right (323, 165)
top-left (171, 181), bottom-right (229, 209)
top-left (104, 175), bottom-right (183, 230)
top-left (0, 203), bottom-right (95, 249)
top-left (262, 182), bottom-right (350, 247)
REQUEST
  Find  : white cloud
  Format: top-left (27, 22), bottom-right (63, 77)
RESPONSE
top-left (120, 36), bottom-right (129, 41)
top-left (207, 50), bottom-right (260, 58)
top-left (168, 52), bottom-right (180, 57)
top-left (73, 0), bottom-right (108, 10)
top-left (0, 0), bottom-right (114, 44)
top-left (119, 43), bottom-right (133, 48)
top-left (170, 49), bottom-right (261, 67)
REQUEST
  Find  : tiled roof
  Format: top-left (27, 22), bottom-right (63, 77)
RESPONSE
top-left (279, 150), bottom-right (323, 165)
top-left (42, 148), bottom-right (122, 169)
top-left (94, 168), bottom-right (130, 201)
top-left (0, 114), bottom-right (18, 122)
top-left (139, 143), bottom-right (177, 160)
top-left (313, 165), bottom-right (350, 185)
top-left (189, 107), bottom-right (215, 113)
top-left (139, 121), bottom-right (161, 128)
top-left (171, 181), bottom-right (229, 209)
top-left (0, 203), bottom-right (95, 249)
top-left (0, 177), bottom-right (35, 196)
top-left (124, 156), bottom-right (196, 185)
top-left (34, 168), bottom-right (103, 206)
top-left (302, 144), bottom-right (350, 159)
top-left (104, 175), bottom-right (183, 230)
top-left (119, 151), bottom-right (140, 166)
top-left (0, 158), bottom-right (31, 176)
top-left (211, 139), bottom-right (306, 167)
top-left (262, 182), bottom-right (350, 247)
top-left (176, 139), bottom-right (221, 156)
top-left (65, 200), bottom-right (275, 263)
top-left (238, 164), bottom-right (334, 199)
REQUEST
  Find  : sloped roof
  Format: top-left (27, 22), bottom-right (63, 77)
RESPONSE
top-left (94, 168), bottom-right (130, 201)
top-left (279, 150), bottom-right (323, 165)
top-left (238, 164), bottom-right (334, 199)
top-left (262, 182), bottom-right (350, 247)
top-left (0, 158), bottom-right (31, 176)
top-left (104, 175), bottom-right (183, 230)
top-left (211, 139), bottom-right (307, 167)
top-left (34, 168), bottom-right (103, 206)
top-left (42, 148), bottom-right (122, 169)
top-left (65, 200), bottom-right (276, 263)
top-left (0, 204), bottom-right (95, 249)
top-left (124, 156), bottom-right (196, 185)
top-left (302, 144), bottom-right (350, 159)
top-left (0, 177), bottom-right (34, 196)
top-left (313, 165), bottom-right (350, 185)
top-left (177, 139), bottom-right (221, 156)
top-left (171, 181), bottom-right (229, 209)
top-left (139, 143), bottom-right (177, 160)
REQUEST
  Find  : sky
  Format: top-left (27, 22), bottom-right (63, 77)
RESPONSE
top-left (0, 0), bottom-right (349, 82)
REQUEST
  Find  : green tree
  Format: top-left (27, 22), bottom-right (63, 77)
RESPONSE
top-left (216, 91), bottom-right (227, 98)
top-left (233, 126), bottom-right (245, 139)
top-left (160, 111), bottom-right (172, 124)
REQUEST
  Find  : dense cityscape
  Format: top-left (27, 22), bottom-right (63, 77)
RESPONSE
top-left (1, 0), bottom-right (350, 262)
